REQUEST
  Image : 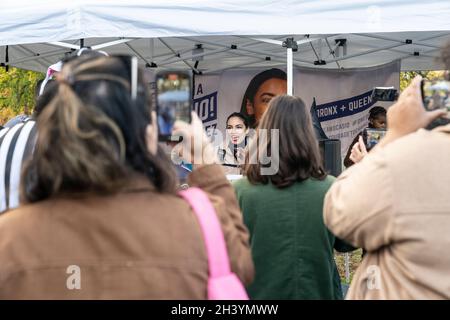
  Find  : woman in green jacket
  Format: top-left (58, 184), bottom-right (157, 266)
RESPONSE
top-left (234, 95), bottom-right (353, 300)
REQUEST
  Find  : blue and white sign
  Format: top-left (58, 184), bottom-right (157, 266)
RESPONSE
top-left (194, 60), bottom-right (400, 161)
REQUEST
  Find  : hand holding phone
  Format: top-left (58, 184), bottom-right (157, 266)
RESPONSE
top-left (372, 76), bottom-right (446, 147)
top-left (363, 128), bottom-right (387, 149)
top-left (156, 71), bottom-right (192, 141)
top-left (349, 135), bottom-right (368, 164)
top-left (172, 112), bottom-right (218, 166)
top-left (421, 79), bottom-right (450, 117)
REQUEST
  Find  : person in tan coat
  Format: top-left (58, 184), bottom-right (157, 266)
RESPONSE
top-left (323, 71), bottom-right (450, 299)
top-left (0, 54), bottom-right (253, 299)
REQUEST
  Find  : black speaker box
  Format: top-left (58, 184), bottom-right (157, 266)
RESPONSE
top-left (319, 139), bottom-right (342, 177)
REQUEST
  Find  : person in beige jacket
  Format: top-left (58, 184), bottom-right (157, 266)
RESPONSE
top-left (0, 54), bottom-right (253, 299)
top-left (324, 73), bottom-right (450, 299)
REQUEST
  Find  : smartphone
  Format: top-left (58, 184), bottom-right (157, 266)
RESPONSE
top-left (371, 87), bottom-right (398, 101)
top-left (156, 71), bottom-right (192, 141)
top-left (421, 79), bottom-right (450, 118)
top-left (363, 128), bottom-right (387, 149)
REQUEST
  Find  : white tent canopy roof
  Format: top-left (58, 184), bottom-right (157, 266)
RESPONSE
top-left (1, 0), bottom-right (450, 73)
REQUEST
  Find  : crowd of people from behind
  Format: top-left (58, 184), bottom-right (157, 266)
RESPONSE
top-left (0, 43), bottom-right (449, 300)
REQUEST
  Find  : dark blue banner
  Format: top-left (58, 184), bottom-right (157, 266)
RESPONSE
top-left (314, 90), bottom-right (375, 122)
top-left (193, 91), bottom-right (218, 123)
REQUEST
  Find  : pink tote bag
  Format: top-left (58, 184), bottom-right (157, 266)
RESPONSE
top-left (179, 187), bottom-right (249, 300)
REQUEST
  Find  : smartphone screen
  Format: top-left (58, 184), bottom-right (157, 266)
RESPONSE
top-left (421, 79), bottom-right (450, 118)
top-left (363, 128), bottom-right (387, 149)
top-left (156, 72), bottom-right (192, 141)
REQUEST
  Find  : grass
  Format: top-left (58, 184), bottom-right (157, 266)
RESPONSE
top-left (335, 249), bottom-right (363, 284)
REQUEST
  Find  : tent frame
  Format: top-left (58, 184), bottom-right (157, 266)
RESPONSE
top-left (3, 32), bottom-right (450, 93)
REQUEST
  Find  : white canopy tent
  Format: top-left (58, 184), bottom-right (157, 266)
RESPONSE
top-left (3, 1), bottom-right (449, 282)
top-left (1, 0), bottom-right (450, 81)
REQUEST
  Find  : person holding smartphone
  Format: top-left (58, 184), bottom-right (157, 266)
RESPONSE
top-left (323, 41), bottom-right (450, 299)
top-left (343, 106), bottom-right (387, 167)
top-left (0, 54), bottom-right (254, 299)
top-left (155, 72), bottom-right (192, 142)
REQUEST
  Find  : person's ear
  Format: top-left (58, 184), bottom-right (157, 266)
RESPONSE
top-left (246, 99), bottom-right (254, 115)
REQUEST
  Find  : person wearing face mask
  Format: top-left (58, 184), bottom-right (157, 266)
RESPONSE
top-left (218, 112), bottom-right (250, 175)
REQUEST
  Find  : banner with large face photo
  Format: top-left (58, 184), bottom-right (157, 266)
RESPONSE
top-left (193, 60), bottom-right (400, 159)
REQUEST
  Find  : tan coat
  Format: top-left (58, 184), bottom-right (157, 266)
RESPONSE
top-left (0, 165), bottom-right (253, 299)
top-left (324, 124), bottom-right (450, 299)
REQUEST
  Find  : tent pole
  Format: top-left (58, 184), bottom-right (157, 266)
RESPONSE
top-left (5, 46), bottom-right (9, 72)
top-left (6, 49), bottom-right (68, 65)
top-left (156, 48), bottom-right (201, 64)
top-left (125, 43), bottom-right (154, 67)
top-left (309, 41), bottom-right (323, 64)
top-left (396, 47), bottom-right (441, 63)
top-left (192, 61), bottom-right (198, 102)
top-left (233, 41), bottom-right (312, 65)
top-left (17, 45), bottom-right (54, 67)
top-left (48, 42), bottom-right (80, 50)
top-left (12, 46), bottom-right (51, 71)
top-left (157, 47), bottom-right (230, 67)
top-left (418, 32), bottom-right (450, 42)
top-left (150, 39), bottom-right (154, 61)
top-left (325, 39), bottom-right (342, 69)
top-left (225, 46), bottom-right (308, 68)
top-left (283, 38), bottom-right (297, 96)
top-left (233, 35), bottom-right (293, 49)
top-left (327, 42), bottom-right (408, 63)
top-left (287, 47), bottom-right (293, 96)
top-left (91, 38), bottom-right (134, 50)
top-left (352, 41), bottom-right (435, 59)
top-left (179, 37), bottom-right (314, 65)
top-left (355, 33), bottom-right (441, 50)
top-left (158, 38), bottom-right (200, 74)
top-left (202, 58), bottom-right (274, 75)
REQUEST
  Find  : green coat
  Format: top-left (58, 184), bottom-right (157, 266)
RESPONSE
top-left (233, 176), bottom-right (350, 300)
